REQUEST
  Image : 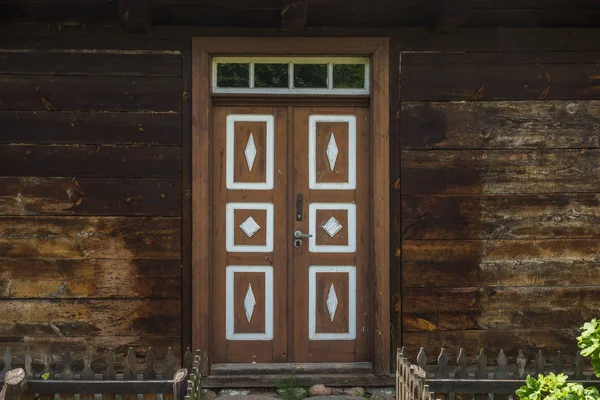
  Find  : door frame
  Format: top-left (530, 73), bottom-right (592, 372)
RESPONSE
top-left (191, 37), bottom-right (390, 376)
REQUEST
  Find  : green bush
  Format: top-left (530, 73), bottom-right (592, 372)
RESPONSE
top-left (516, 373), bottom-right (599, 400)
top-left (577, 319), bottom-right (600, 377)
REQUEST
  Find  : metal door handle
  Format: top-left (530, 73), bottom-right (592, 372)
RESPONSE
top-left (294, 230), bottom-right (313, 239)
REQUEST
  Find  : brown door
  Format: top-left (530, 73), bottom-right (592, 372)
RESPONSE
top-left (211, 105), bottom-right (371, 364)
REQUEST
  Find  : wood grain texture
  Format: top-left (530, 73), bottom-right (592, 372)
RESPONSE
top-left (402, 239), bottom-right (600, 288)
top-left (0, 111), bottom-right (181, 145)
top-left (403, 286), bottom-right (600, 331)
top-left (0, 52), bottom-right (181, 76)
top-left (0, 145), bottom-right (181, 177)
top-left (0, 177), bottom-right (181, 216)
top-left (0, 76), bottom-right (182, 111)
top-left (401, 149), bottom-right (600, 194)
top-left (402, 194), bottom-right (600, 240)
top-left (402, 62), bottom-right (600, 101)
top-left (401, 101), bottom-right (600, 150)
top-left (0, 259), bottom-right (181, 299)
top-left (0, 216), bottom-right (180, 259)
top-left (0, 298), bottom-right (181, 337)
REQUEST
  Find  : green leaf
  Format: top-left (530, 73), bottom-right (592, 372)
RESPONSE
top-left (41, 372), bottom-right (50, 380)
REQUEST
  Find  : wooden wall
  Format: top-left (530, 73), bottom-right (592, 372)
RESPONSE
top-left (0, 48), bottom-right (186, 366)
top-left (399, 51), bottom-right (600, 361)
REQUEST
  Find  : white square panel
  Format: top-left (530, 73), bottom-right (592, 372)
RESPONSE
top-left (226, 114), bottom-right (274, 190)
top-left (308, 115), bottom-right (356, 190)
top-left (226, 202), bottom-right (274, 252)
top-left (308, 266), bottom-right (356, 341)
top-left (309, 203), bottom-right (356, 253)
top-left (226, 266), bottom-right (274, 341)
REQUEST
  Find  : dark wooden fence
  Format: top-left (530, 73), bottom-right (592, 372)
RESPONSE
top-left (397, 347), bottom-right (600, 400)
top-left (0, 347), bottom-right (201, 400)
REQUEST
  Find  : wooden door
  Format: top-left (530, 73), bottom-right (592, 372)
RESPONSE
top-left (211, 106), bottom-right (370, 364)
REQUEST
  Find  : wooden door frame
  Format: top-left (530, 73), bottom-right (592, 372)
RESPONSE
top-left (191, 37), bottom-right (390, 376)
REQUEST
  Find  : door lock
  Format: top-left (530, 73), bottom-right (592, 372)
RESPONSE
top-left (293, 238), bottom-right (303, 248)
top-left (294, 230), bottom-right (313, 239)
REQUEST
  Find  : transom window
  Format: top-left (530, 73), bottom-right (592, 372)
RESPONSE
top-left (212, 57), bottom-right (370, 95)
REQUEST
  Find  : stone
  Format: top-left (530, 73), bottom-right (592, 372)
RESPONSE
top-left (203, 391), bottom-right (217, 400)
top-left (218, 389), bottom-right (250, 397)
top-left (342, 387), bottom-right (365, 397)
top-left (331, 388), bottom-right (344, 395)
top-left (309, 384), bottom-right (333, 397)
top-left (370, 390), bottom-right (395, 400)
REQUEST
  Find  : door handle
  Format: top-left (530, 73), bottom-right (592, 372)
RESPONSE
top-left (294, 230), bottom-right (313, 239)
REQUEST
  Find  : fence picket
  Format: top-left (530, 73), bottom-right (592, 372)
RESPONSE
top-left (1, 347), bottom-right (13, 381)
top-left (60, 350), bottom-right (75, 400)
top-left (515, 351), bottom-right (526, 380)
top-left (455, 349), bottom-right (471, 400)
top-left (474, 350), bottom-right (488, 400)
top-left (39, 348), bottom-right (54, 400)
top-left (574, 352), bottom-right (585, 380)
top-left (555, 351), bottom-right (565, 374)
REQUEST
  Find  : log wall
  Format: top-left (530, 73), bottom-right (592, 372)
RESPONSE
top-left (0, 47), bottom-right (185, 365)
top-left (400, 51), bottom-right (600, 361)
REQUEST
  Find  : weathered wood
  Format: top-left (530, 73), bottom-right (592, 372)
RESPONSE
top-left (0, 349), bottom-right (12, 381)
top-left (428, 0), bottom-right (467, 34)
top-left (280, 0), bottom-right (307, 33)
top-left (401, 194), bottom-right (600, 240)
top-left (119, 0), bottom-right (152, 31)
top-left (402, 61), bottom-right (600, 101)
top-left (402, 239), bottom-right (600, 287)
top-left (28, 380), bottom-right (173, 394)
top-left (0, 76), bottom-right (182, 111)
top-left (403, 286), bottom-right (600, 331)
top-left (0, 177), bottom-right (181, 216)
top-left (401, 149), bottom-right (600, 194)
top-left (0, 299), bottom-right (181, 337)
top-left (201, 373), bottom-right (394, 388)
top-left (400, 101), bottom-right (600, 150)
top-left (402, 52), bottom-right (600, 65)
top-left (0, 52), bottom-right (180, 76)
top-left (0, 258), bottom-right (180, 299)
top-left (0, 111), bottom-right (181, 145)
top-left (402, 62), bottom-right (600, 101)
top-left (0, 145), bottom-right (181, 177)
top-left (0, 216), bottom-right (180, 259)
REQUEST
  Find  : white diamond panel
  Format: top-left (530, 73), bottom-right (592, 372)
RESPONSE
top-left (226, 266), bottom-right (274, 341)
top-left (326, 283), bottom-right (338, 322)
top-left (308, 266), bottom-right (356, 341)
top-left (239, 216), bottom-right (261, 238)
top-left (322, 216), bottom-right (343, 238)
top-left (244, 133), bottom-right (257, 171)
top-left (325, 132), bottom-right (339, 171)
top-left (243, 283), bottom-right (256, 322)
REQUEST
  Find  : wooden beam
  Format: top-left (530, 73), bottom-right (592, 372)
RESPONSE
top-left (118, 0), bottom-right (152, 32)
top-left (429, 0), bottom-right (467, 34)
top-left (281, 0), bottom-right (307, 33)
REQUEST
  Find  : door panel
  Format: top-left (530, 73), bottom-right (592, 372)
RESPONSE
top-left (291, 107), bottom-right (371, 363)
top-left (212, 107), bottom-right (288, 363)
top-left (211, 106), bottom-right (370, 364)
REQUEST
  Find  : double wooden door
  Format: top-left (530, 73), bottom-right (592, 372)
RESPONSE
top-left (211, 106), bottom-right (371, 364)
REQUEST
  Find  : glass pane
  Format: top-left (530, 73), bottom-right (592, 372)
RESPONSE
top-left (293, 64), bottom-right (327, 88)
top-left (333, 64), bottom-right (366, 89)
top-left (255, 63), bottom-right (289, 88)
top-left (216, 63), bottom-right (249, 88)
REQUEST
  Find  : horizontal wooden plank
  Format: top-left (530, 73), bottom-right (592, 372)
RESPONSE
top-left (401, 149), bottom-right (600, 194)
top-left (0, 177), bottom-right (181, 216)
top-left (400, 101), bottom-right (600, 149)
top-left (402, 52), bottom-right (600, 65)
top-left (29, 381), bottom-right (175, 395)
top-left (0, 76), bottom-right (182, 111)
top-left (0, 111), bottom-right (181, 145)
top-left (0, 145), bottom-right (181, 177)
top-left (402, 239), bottom-right (600, 288)
top-left (0, 259), bottom-right (180, 299)
top-left (402, 329), bottom-right (578, 366)
top-left (402, 63), bottom-right (600, 101)
top-left (0, 298), bottom-right (181, 337)
top-left (403, 286), bottom-right (600, 331)
top-left (0, 336), bottom-right (181, 373)
top-left (0, 52), bottom-right (181, 76)
top-left (0, 216), bottom-right (181, 259)
top-left (402, 194), bottom-right (600, 239)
